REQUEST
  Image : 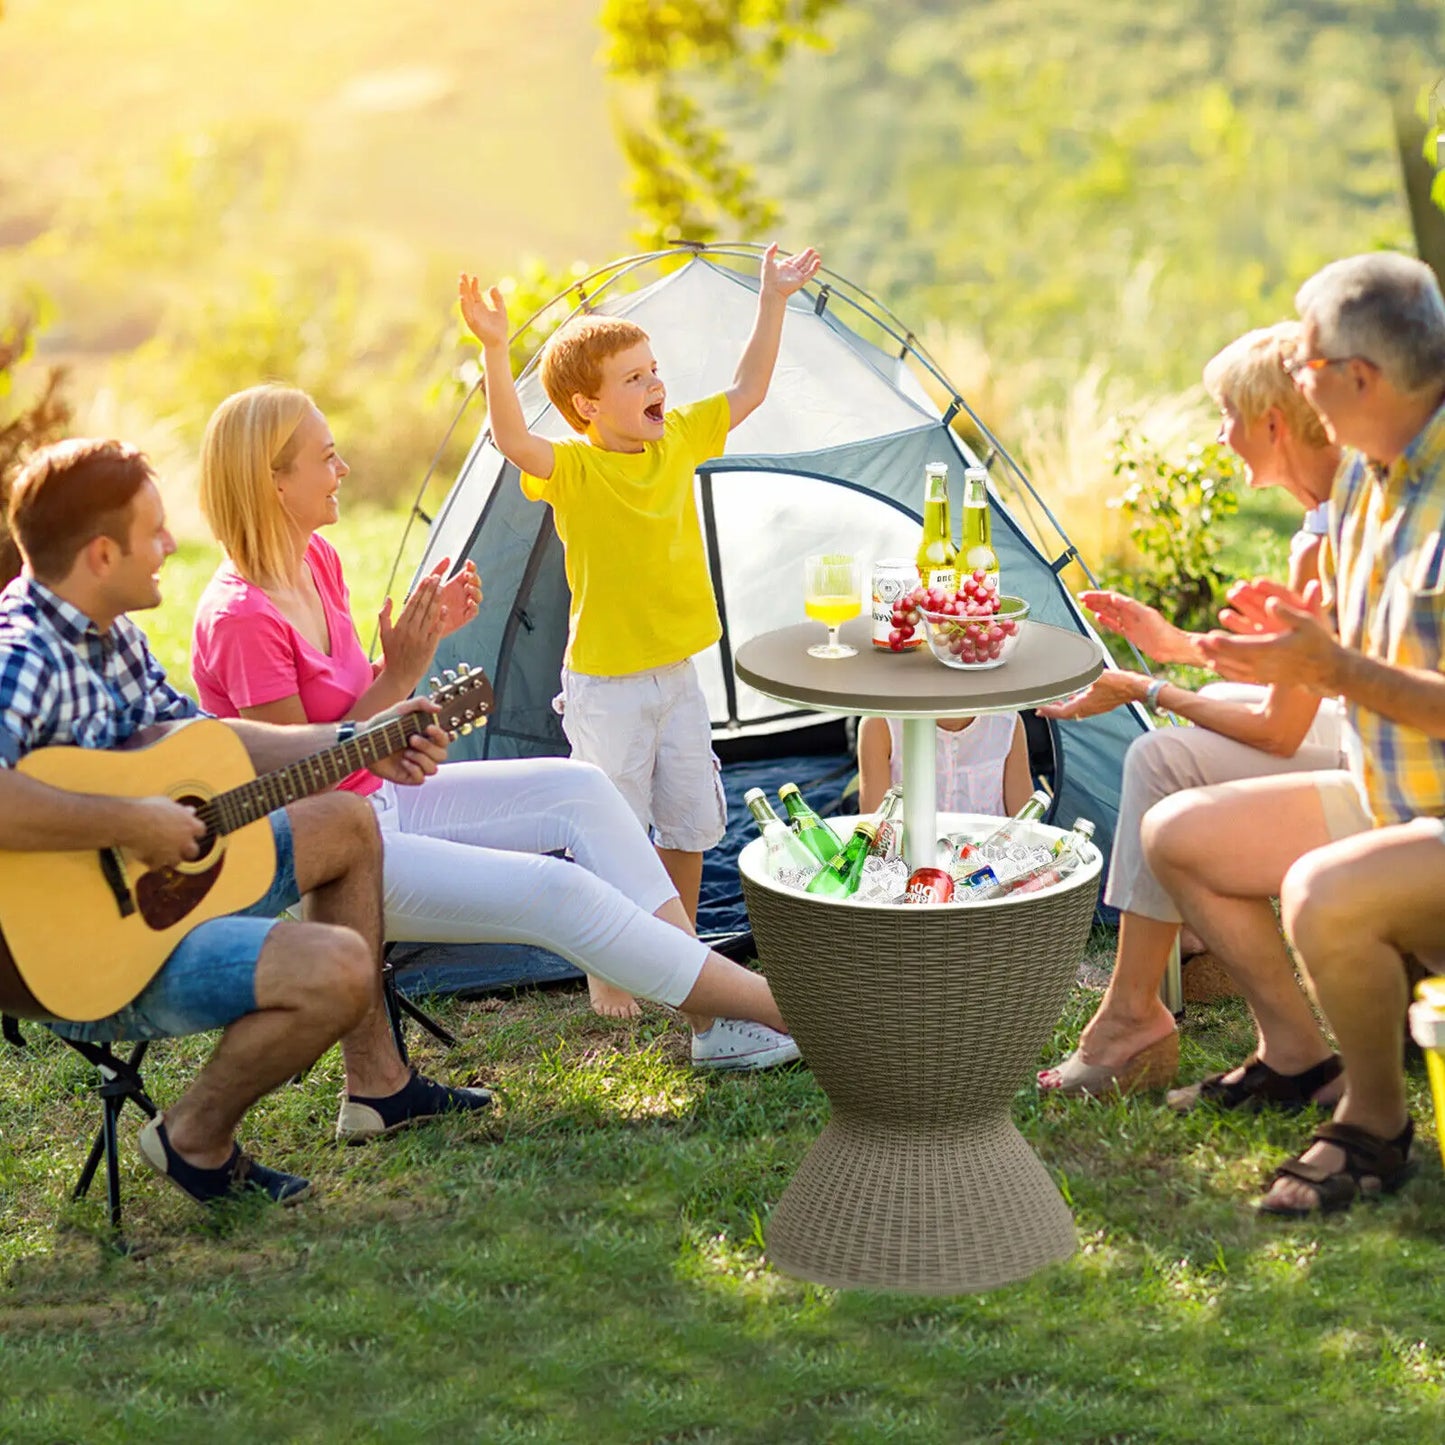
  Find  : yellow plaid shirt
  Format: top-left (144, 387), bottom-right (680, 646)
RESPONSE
top-left (1320, 397), bottom-right (1445, 824)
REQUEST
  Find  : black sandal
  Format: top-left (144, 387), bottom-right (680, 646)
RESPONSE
top-left (1166, 1052), bottom-right (1342, 1115)
top-left (1258, 1118), bottom-right (1415, 1217)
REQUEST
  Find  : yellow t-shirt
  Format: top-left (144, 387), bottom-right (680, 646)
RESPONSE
top-left (521, 394), bottom-right (731, 676)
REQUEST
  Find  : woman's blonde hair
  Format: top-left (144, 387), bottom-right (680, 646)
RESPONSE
top-left (1202, 323), bottom-right (1330, 449)
top-left (200, 384), bottom-right (315, 584)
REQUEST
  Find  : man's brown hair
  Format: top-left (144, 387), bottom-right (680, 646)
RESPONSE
top-left (540, 317), bottom-right (651, 433)
top-left (7, 438), bottom-right (154, 583)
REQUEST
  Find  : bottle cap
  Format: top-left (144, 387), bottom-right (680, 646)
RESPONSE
top-left (1072, 818), bottom-right (1096, 837)
top-left (743, 787), bottom-right (765, 804)
top-left (778, 783), bottom-right (799, 798)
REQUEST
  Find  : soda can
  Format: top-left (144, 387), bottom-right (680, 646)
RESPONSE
top-left (872, 558), bottom-right (923, 650)
top-left (900, 867), bottom-right (954, 905)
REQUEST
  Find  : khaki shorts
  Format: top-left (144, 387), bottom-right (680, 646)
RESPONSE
top-left (1313, 770), bottom-right (1374, 843)
top-left (556, 659), bottom-right (726, 853)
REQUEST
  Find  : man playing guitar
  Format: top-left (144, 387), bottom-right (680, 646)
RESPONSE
top-left (0, 439), bottom-right (493, 1209)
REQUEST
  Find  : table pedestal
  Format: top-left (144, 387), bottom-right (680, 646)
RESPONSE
top-left (741, 816), bottom-right (1099, 1295)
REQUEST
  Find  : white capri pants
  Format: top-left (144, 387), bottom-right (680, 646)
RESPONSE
top-left (1106, 691), bottom-right (1344, 922)
top-left (369, 758), bottom-right (709, 1007)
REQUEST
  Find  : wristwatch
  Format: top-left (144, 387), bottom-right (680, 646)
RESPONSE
top-left (337, 720), bottom-right (359, 745)
top-left (1143, 677), bottom-right (1170, 716)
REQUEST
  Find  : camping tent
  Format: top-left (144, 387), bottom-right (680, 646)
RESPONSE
top-left (387, 245), bottom-right (1148, 992)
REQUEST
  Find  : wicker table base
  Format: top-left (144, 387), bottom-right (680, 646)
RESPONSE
top-left (741, 814), bottom-right (1099, 1295)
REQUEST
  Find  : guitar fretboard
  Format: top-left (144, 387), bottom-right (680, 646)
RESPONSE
top-left (194, 716), bottom-right (421, 837)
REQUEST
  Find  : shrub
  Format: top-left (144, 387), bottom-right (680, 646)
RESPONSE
top-left (1102, 427), bottom-right (1240, 635)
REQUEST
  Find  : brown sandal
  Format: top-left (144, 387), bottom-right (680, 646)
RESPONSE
top-left (1258, 1118), bottom-right (1415, 1217)
top-left (1166, 1052), bottom-right (1342, 1115)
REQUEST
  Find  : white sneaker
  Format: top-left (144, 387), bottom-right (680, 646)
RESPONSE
top-left (691, 1018), bottom-right (802, 1072)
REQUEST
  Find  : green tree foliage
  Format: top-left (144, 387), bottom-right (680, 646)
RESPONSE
top-left (1104, 430), bottom-right (1239, 635)
top-left (600, 1), bottom-right (840, 247)
top-left (695, 0), bottom-right (1445, 396)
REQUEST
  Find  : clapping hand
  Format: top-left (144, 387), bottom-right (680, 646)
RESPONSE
top-left (459, 274), bottom-right (509, 349)
top-left (436, 559), bottom-right (482, 637)
top-left (378, 562), bottom-right (449, 690)
top-left (760, 242), bottom-right (822, 300)
top-left (1197, 579), bottom-right (1341, 691)
top-left (1077, 590), bottom-right (1185, 663)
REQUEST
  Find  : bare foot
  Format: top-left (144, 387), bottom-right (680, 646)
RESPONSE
top-left (588, 977), bottom-right (641, 1019)
top-left (1036, 998), bottom-right (1176, 1086)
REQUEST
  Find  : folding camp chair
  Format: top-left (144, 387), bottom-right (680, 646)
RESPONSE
top-left (2, 1014), bottom-right (158, 1248)
top-left (381, 950), bottom-right (457, 1065)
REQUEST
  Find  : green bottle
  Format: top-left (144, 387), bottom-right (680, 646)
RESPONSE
top-left (777, 783), bottom-right (844, 865)
top-left (805, 822), bottom-right (878, 899)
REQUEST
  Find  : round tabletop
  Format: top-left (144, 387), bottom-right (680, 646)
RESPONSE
top-left (734, 615), bottom-right (1105, 717)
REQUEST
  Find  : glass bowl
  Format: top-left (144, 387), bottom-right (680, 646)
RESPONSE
top-left (919, 595), bottom-right (1030, 670)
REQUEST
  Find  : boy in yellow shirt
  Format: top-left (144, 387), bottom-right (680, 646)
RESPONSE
top-left (460, 245), bottom-right (821, 1017)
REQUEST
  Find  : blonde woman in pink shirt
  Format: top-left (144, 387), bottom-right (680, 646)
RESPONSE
top-left (190, 384), bottom-right (801, 1072)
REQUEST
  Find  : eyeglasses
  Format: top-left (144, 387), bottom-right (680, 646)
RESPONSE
top-left (1281, 354), bottom-right (1375, 380)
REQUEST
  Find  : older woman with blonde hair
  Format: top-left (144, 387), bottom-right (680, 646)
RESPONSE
top-left (190, 384), bottom-right (802, 1075)
top-left (1035, 322), bottom-right (1347, 1102)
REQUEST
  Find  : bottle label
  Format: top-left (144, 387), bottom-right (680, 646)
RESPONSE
top-left (921, 566), bottom-right (956, 590)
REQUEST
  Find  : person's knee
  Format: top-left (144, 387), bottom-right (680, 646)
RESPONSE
top-left (1281, 852), bottom-right (1368, 974)
top-left (286, 923), bottom-right (374, 1029)
top-left (1139, 790), bottom-right (1201, 877)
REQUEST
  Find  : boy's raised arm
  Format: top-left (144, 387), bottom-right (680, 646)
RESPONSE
top-left (459, 274), bottom-right (555, 480)
top-left (724, 243), bottom-right (822, 430)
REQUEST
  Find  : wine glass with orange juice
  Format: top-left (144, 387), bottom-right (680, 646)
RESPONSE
top-left (804, 553), bottom-right (862, 659)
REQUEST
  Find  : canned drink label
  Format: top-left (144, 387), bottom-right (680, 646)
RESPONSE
top-left (901, 867), bottom-right (954, 904)
top-left (872, 558), bottom-right (924, 650)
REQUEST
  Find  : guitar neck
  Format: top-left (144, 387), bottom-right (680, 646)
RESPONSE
top-left (197, 718), bottom-right (416, 836)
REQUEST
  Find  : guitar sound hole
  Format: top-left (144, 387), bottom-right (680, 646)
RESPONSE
top-left (135, 793), bottom-right (224, 931)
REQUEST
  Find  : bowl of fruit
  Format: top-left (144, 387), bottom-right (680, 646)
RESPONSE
top-left (909, 577), bottom-right (1028, 670)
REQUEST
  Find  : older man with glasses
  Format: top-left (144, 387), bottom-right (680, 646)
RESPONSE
top-left (1141, 251), bottom-right (1445, 1216)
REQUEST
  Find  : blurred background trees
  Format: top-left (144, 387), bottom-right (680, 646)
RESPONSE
top-left (1, 0), bottom-right (1443, 610)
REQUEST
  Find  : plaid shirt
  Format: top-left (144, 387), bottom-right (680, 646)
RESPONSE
top-left (0, 576), bottom-right (200, 769)
top-left (1320, 396), bottom-right (1445, 825)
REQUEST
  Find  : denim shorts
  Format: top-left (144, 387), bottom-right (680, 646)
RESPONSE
top-left (52, 810), bottom-right (300, 1044)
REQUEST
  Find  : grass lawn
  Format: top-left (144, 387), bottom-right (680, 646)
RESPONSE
top-left (2, 957), bottom-right (1443, 1442)
top-left (6, 508), bottom-right (1445, 1441)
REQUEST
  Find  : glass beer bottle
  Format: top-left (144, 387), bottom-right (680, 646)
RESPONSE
top-left (960, 464), bottom-right (1000, 597)
top-left (777, 783), bottom-right (845, 865)
top-left (805, 821), bottom-right (879, 899)
top-left (743, 787), bottom-right (820, 890)
top-left (916, 462), bottom-right (958, 591)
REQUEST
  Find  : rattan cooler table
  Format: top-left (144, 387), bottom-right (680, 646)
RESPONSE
top-left (734, 614), bottom-right (1106, 1294)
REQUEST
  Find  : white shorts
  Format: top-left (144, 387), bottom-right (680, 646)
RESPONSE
top-left (556, 659), bottom-right (727, 853)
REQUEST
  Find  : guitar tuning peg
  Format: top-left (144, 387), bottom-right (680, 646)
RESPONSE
top-left (443, 668), bottom-right (456, 683)
top-left (463, 707), bottom-right (474, 720)
top-left (478, 716), bottom-right (488, 727)
top-left (459, 722), bottom-right (472, 735)
top-left (456, 662), bottom-right (470, 675)
top-left (429, 676), bottom-right (440, 691)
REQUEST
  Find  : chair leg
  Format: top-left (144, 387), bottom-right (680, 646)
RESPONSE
top-left (69, 1042), bottom-right (157, 1237)
top-left (381, 962), bottom-right (459, 1064)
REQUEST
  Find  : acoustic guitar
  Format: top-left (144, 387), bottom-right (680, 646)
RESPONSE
top-left (0, 666), bottom-right (492, 1024)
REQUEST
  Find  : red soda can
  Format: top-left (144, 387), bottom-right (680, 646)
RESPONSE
top-left (901, 867), bottom-right (954, 904)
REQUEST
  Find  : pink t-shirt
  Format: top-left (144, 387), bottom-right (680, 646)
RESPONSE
top-left (191, 534), bottom-right (381, 796)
